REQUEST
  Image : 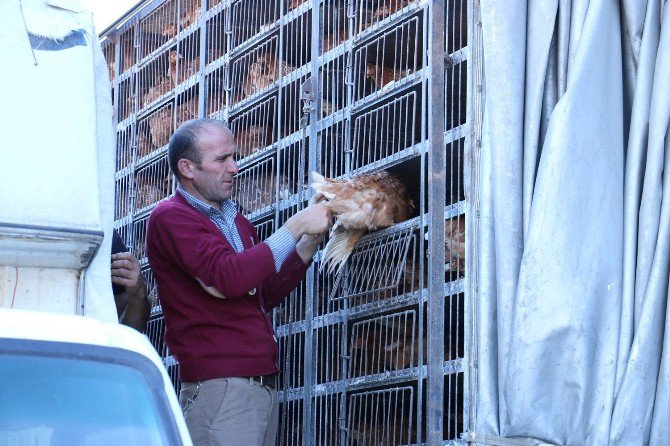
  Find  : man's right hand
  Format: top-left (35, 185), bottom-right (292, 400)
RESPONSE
top-left (284, 195), bottom-right (333, 239)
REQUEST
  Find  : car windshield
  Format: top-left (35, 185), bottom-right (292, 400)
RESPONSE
top-left (0, 354), bottom-right (171, 446)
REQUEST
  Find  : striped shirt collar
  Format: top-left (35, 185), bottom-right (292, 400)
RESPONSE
top-left (177, 187), bottom-right (238, 224)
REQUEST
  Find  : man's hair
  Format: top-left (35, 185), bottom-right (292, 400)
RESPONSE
top-left (167, 118), bottom-right (231, 180)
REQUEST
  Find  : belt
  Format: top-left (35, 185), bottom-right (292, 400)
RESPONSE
top-left (247, 373), bottom-right (278, 389)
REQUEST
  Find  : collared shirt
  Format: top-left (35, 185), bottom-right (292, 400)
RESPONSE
top-left (177, 187), bottom-right (296, 272)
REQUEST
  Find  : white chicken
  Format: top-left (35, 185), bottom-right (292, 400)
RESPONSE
top-left (311, 170), bottom-right (414, 274)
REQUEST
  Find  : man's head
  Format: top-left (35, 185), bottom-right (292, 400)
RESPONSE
top-left (168, 118), bottom-right (239, 208)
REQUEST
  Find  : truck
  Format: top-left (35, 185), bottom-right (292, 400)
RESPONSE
top-left (0, 0), bottom-right (191, 443)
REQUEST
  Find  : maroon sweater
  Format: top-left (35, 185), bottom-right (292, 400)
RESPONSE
top-left (146, 193), bottom-right (308, 382)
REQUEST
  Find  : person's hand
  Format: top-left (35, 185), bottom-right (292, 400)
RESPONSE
top-left (111, 252), bottom-right (144, 295)
top-left (284, 196), bottom-right (333, 239)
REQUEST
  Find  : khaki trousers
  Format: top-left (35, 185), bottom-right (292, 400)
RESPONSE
top-left (180, 377), bottom-right (278, 446)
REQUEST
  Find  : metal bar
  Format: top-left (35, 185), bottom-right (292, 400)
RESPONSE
top-left (427, 0), bottom-right (446, 445)
top-left (465, 0), bottom-right (482, 437)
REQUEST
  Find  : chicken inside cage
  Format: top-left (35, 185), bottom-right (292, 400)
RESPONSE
top-left (347, 387), bottom-right (415, 446)
top-left (349, 314), bottom-right (421, 377)
top-left (148, 106), bottom-right (174, 148)
top-left (365, 63), bottom-right (410, 91)
top-left (237, 52), bottom-right (295, 102)
top-left (229, 0), bottom-right (279, 49)
top-left (135, 169), bottom-right (171, 210)
top-left (372, 0), bottom-right (410, 22)
top-left (179, 0), bottom-right (202, 29)
top-left (176, 93), bottom-right (199, 126)
top-left (443, 214), bottom-right (465, 277)
top-left (234, 170), bottom-right (291, 215)
top-left (136, 127), bottom-right (153, 159)
top-left (235, 124), bottom-right (274, 158)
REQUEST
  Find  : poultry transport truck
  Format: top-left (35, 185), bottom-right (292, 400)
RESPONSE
top-left (0, 1), bottom-right (191, 444)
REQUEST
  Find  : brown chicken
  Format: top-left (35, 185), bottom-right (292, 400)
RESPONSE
top-left (349, 320), bottom-right (420, 377)
top-left (143, 75), bottom-right (171, 107)
top-left (180, 2), bottom-right (202, 28)
top-left (372, 0), bottom-right (410, 20)
top-left (311, 170), bottom-right (414, 275)
top-left (235, 125), bottom-right (274, 158)
top-left (239, 53), bottom-right (295, 100)
top-left (149, 107), bottom-right (173, 148)
top-left (176, 97), bottom-right (198, 125)
top-left (349, 417), bottom-right (412, 445)
top-left (234, 173), bottom-right (292, 214)
top-left (323, 29), bottom-right (348, 53)
top-left (444, 215), bottom-right (465, 275)
top-left (162, 22), bottom-right (178, 39)
top-left (365, 63), bottom-right (409, 90)
top-left (136, 130), bottom-right (153, 158)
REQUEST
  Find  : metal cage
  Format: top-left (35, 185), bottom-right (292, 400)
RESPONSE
top-left (103, 0), bottom-right (478, 442)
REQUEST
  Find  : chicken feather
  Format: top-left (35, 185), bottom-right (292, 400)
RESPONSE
top-left (311, 170), bottom-right (414, 275)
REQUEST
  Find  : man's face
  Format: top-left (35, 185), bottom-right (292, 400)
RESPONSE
top-left (189, 126), bottom-right (239, 207)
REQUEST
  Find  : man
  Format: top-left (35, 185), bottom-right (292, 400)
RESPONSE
top-left (111, 230), bottom-right (151, 332)
top-left (146, 118), bottom-right (332, 445)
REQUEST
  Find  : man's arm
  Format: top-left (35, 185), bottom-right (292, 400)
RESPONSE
top-left (112, 252), bottom-right (151, 332)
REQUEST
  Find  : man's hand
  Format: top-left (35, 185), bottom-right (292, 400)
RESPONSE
top-left (111, 252), bottom-right (144, 295)
top-left (112, 252), bottom-right (150, 332)
top-left (284, 193), bottom-right (333, 239)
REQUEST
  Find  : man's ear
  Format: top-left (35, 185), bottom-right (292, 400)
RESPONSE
top-left (178, 158), bottom-right (195, 179)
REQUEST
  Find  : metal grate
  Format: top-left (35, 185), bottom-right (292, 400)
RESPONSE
top-left (175, 31), bottom-right (201, 86)
top-left (228, 0), bottom-right (280, 50)
top-left (119, 26), bottom-right (135, 74)
top-left (206, 7), bottom-right (227, 64)
top-left (233, 157), bottom-right (278, 216)
top-left (139, 49), bottom-right (175, 110)
top-left (132, 215), bottom-right (150, 263)
top-left (278, 398), bottom-right (303, 446)
top-left (114, 173), bottom-right (134, 221)
top-left (320, 0), bottom-right (347, 54)
top-left (142, 266), bottom-right (161, 311)
top-left (347, 386), bottom-right (415, 445)
top-left (102, 39), bottom-right (116, 83)
top-left (277, 331), bottom-right (306, 389)
top-left (318, 120), bottom-right (347, 178)
top-left (349, 310), bottom-right (420, 377)
top-left (134, 155), bottom-right (173, 214)
top-left (229, 37), bottom-right (284, 105)
top-left (146, 314), bottom-right (168, 357)
top-left (275, 282), bottom-right (306, 327)
top-left (353, 15), bottom-right (422, 102)
top-left (230, 96), bottom-right (277, 159)
top-left (334, 227), bottom-right (417, 306)
top-left (319, 56), bottom-right (346, 120)
top-left (314, 324), bottom-right (343, 384)
top-left (116, 125), bottom-right (134, 171)
top-left (176, 88), bottom-right (200, 127)
top-left (139, 0), bottom-right (178, 60)
top-left (114, 222), bottom-right (133, 249)
top-left (206, 66), bottom-right (227, 117)
top-left (253, 218), bottom-right (275, 241)
top-left (351, 88), bottom-right (420, 170)
top-left (118, 76), bottom-right (136, 122)
top-left (143, 103), bottom-right (175, 152)
top-left (313, 393), bottom-right (343, 445)
top-left (104, 0), bottom-right (477, 442)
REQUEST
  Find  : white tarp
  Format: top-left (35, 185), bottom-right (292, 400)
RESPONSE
top-left (476, 0), bottom-right (670, 444)
top-left (0, 0), bottom-right (117, 321)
